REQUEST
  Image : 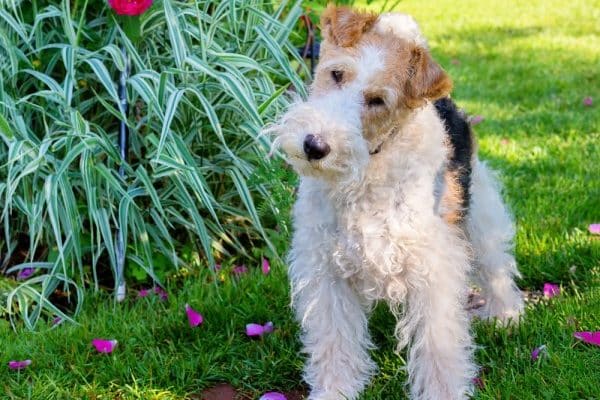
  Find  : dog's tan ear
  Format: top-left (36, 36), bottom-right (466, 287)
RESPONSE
top-left (404, 46), bottom-right (453, 108)
top-left (320, 4), bottom-right (377, 47)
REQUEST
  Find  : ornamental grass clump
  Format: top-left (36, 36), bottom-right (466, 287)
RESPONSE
top-left (0, 0), bottom-right (306, 328)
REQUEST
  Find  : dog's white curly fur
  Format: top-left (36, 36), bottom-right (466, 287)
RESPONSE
top-left (269, 10), bottom-right (523, 400)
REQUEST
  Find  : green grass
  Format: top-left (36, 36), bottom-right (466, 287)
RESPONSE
top-left (2, 0), bottom-right (599, 398)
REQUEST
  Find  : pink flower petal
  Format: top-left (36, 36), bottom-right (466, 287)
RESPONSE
top-left (213, 263), bottom-right (222, 271)
top-left (17, 268), bottom-right (34, 280)
top-left (574, 331), bottom-right (600, 346)
top-left (583, 96), bottom-right (593, 106)
top-left (262, 258), bottom-right (271, 275)
top-left (470, 115), bottom-right (484, 125)
top-left (263, 321), bottom-right (274, 333)
top-left (52, 316), bottom-right (62, 326)
top-left (472, 376), bottom-right (484, 389)
top-left (589, 224), bottom-right (600, 235)
top-left (138, 288), bottom-right (150, 298)
top-left (246, 323), bottom-right (265, 337)
top-left (543, 283), bottom-right (560, 298)
top-left (260, 392), bottom-right (287, 400)
top-left (8, 360), bottom-right (31, 370)
top-left (154, 287), bottom-right (168, 301)
top-left (232, 265), bottom-right (248, 276)
top-left (185, 304), bottom-right (203, 327)
top-left (108, 0), bottom-right (153, 16)
top-left (531, 344), bottom-right (546, 361)
top-left (92, 339), bottom-right (118, 353)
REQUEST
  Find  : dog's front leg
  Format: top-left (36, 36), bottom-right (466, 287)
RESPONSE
top-left (399, 233), bottom-right (477, 400)
top-left (289, 254), bottom-right (376, 400)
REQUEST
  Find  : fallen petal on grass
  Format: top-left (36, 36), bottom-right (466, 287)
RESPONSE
top-left (531, 344), bottom-right (546, 361)
top-left (262, 258), bottom-right (271, 275)
top-left (246, 321), bottom-right (274, 337)
top-left (17, 268), bottom-right (34, 280)
top-left (232, 265), bottom-right (248, 276)
top-left (589, 223), bottom-right (600, 235)
top-left (246, 323), bottom-right (265, 337)
top-left (260, 392), bottom-right (287, 400)
top-left (8, 360), bottom-right (31, 370)
top-left (574, 331), bottom-right (600, 346)
top-left (185, 304), bottom-right (203, 327)
top-left (543, 283), bottom-right (560, 298)
top-left (263, 321), bottom-right (274, 333)
top-left (583, 96), bottom-right (593, 106)
top-left (469, 115), bottom-right (484, 125)
top-left (154, 287), bottom-right (168, 301)
top-left (92, 339), bottom-right (118, 353)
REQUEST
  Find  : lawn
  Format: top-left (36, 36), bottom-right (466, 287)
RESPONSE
top-left (1, 0), bottom-right (599, 399)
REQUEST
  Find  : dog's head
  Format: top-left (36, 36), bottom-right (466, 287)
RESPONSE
top-left (270, 5), bottom-right (452, 182)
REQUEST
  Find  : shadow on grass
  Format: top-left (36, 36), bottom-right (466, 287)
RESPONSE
top-left (429, 26), bottom-right (599, 137)
top-left (477, 138), bottom-right (599, 288)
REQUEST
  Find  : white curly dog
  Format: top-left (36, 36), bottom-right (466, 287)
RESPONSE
top-left (269, 5), bottom-right (523, 400)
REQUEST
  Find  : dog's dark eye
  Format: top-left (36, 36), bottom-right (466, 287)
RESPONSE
top-left (366, 97), bottom-right (385, 107)
top-left (331, 70), bottom-right (343, 84)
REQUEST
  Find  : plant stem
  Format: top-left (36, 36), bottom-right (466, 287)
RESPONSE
top-left (115, 45), bottom-right (130, 302)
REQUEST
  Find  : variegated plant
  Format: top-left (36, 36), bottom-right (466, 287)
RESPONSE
top-left (0, 0), bottom-right (306, 328)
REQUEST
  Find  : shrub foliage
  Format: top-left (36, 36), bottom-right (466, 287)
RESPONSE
top-left (0, 0), bottom-right (305, 328)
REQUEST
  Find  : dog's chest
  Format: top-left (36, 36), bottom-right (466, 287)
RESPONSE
top-left (331, 185), bottom-right (414, 291)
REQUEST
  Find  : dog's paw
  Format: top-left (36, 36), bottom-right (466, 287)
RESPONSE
top-left (477, 298), bottom-right (524, 326)
top-left (467, 287), bottom-right (524, 326)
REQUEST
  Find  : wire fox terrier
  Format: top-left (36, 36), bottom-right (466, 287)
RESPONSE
top-left (269, 5), bottom-right (524, 399)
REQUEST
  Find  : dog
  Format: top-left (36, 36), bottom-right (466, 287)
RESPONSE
top-left (268, 5), bottom-right (523, 399)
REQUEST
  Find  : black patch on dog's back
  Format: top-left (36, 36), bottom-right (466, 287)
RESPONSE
top-left (434, 97), bottom-right (473, 215)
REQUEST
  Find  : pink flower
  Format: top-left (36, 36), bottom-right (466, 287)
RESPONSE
top-left (246, 321), bottom-right (274, 337)
top-left (246, 323), bottom-right (265, 337)
top-left (589, 224), bottom-right (600, 235)
top-left (260, 393), bottom-right (287, 400)
top-left (573, 331), bottom-right (600, 346)
top-left (531, 345), bottom-right (546, 361)
top-left (583, 96), bottom-right (593, 106)
top-left (185, 304), bottom-right (203, 327)
top-left (138, 288), bottom-right (150, 297)
top-left (213, 264), bottom-right (222, 271)
top-left (262, 258), bottom-right (271, 275)
top-left (8, 360), bottom-right (31, 370)
top-left (263, 321), bottom-right (274, 333)
top-left (543, 283), bottom-right (560, 298)
top-left (17, 268), bottom-right (34, 280)
top-left (108, 0), bottom-right (152, 16)
top-left (154, 287), bottom-right (168, 301)
top-left (469, 115), bottom-right (484, 125)
top-left (232, 265), bottom-right (248, 276)
top-left (92, 339), bottom-right (118, 353)
top-left (52, 316), bottom-right (62, 326)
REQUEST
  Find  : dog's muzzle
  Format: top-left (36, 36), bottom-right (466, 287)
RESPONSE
top-left (303, 134), bottom-right (331, 161)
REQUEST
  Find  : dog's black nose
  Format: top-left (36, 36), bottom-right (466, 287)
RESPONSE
top-left (303, 134), bottom-right (330, 160)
